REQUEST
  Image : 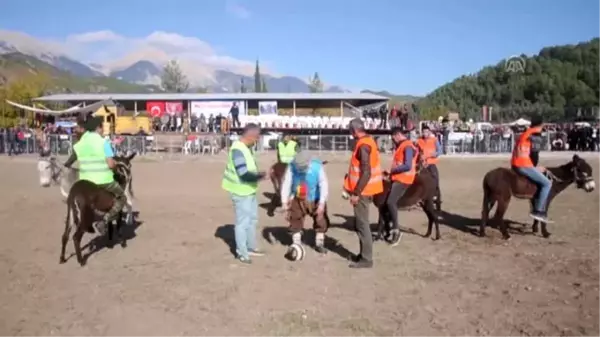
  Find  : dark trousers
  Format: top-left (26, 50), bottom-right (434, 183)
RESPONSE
top-left (8, 141), bottom-right (18, 156)
top-left (378, 116), bottom-right (387, 129)
top-left (232, 114), bottom-right (240, 128)
top-left (354, 196), bottom-right (373, 261)
top-left (428, 164), bottom-right (441, 202)
top-left (387, 182), bottom-right (409, 230)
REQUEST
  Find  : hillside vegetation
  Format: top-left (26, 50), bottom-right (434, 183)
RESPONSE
top-left (360, 90), bottom-right (421, 107)
top-left (417, 38), bottom-right (600, 121)
top-left (0, 53), bottom-right (160, 126)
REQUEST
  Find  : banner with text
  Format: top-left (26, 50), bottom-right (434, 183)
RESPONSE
top-left (190, 101), bottom-right (246, 117)
top-left (258, 101), bottom-right (278, 115)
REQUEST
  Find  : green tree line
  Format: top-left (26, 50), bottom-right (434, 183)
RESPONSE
top-left (416, 38), bottom-right (599, 122)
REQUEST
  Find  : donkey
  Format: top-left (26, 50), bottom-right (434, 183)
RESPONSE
top-left (38, 153), bottom-right (136, 225)
top-left (481, 154), bottom-right (595, 239)
top-left (59, 179), bottom-right (126, 266)
top-left (340, 151), bottom-right (441, 241)
top-left (372, 152), bottom-right (441, 241)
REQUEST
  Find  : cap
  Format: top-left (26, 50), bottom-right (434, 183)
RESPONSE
top-left (293, 151), bottom-right (310, 171)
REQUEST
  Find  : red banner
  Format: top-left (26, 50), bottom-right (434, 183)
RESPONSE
top-left (146, 101), bottom-right (165, 117)
top-left (165, 101), bottom-right (183, 116)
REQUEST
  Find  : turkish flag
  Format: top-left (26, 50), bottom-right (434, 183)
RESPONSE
top-left (146, 101), bottom-right (165, 117)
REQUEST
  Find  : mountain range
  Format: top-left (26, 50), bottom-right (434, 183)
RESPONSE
top-left (0, 30), bottom-right (357, 94)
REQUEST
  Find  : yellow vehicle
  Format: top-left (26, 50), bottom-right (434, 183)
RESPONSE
top-left (93, 105), bottom-right (152, 135)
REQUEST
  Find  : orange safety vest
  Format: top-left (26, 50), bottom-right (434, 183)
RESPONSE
top-left (343, 136), bottom-right (384, 196)
top-left (417, 136), bottom-right (439, 165)
top-left (511, 126), bottom-right (543, 168)
top-left (391, 140), bottom-right (418, 185)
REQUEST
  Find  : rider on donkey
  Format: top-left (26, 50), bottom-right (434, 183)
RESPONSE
top-left (511, 115), bottom-right (551, 223)
top-left (277, 134), bottom-right (298, 164)
top-left (386, 127), bottom-right (418, 245)
top-left (63, 116), bottom-right (127, 235)
top-left (280, 151), bottom-right (329, 255)
top-left (417, 124), bottom-right (442, 209)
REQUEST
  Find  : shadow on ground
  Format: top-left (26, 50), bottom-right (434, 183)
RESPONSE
top-left (214, 223), bottom-right (354, 260)
top-left (259, 192), bottom-right (279, 217)
top-left (437, 210), bottom-right (532, 236)
top-left (262, 226), bottom-right (354, 261)
top-left (64, 211), bottom-right (144, 265)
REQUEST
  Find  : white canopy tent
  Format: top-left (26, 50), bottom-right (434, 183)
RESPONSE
top-left (4, 99), bottom-right (115, 116)
top-left (510, 118), bottom-right (531, 126)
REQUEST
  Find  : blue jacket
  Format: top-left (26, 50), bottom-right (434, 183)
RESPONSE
top-left (290, 159), bottom-right (322, 202)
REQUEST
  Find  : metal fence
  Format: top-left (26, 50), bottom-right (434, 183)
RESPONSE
top-left (0, 131), bottom-right (589, 157)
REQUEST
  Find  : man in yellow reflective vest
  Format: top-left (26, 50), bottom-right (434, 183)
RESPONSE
top-left (222, 123), bottom-right (267, 264)
top-left (63, 116), bottom-right (126, 235)
top-left (277, 134), bottom-right (298, 164)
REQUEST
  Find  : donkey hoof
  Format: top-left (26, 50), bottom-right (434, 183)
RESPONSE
top-left (479, 231), bottom-right (486, 238)
top-left (432, 235), bottom-right (440, 241)
top-left (59, 258), bottom-right (66, 264)
top-left (502, 235), bottom-right (511, 241)
top-left (542, 232), bottom-right (551, 238)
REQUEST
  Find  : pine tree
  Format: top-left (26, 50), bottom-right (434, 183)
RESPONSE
top-left (161, 60), bottom-right (190, 93)
top-left (308, 72), bottom-right (323, 93)
top-left (254, 60), bottom-right (261, 93)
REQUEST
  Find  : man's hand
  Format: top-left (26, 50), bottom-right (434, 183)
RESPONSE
top-left (316, 204), bottom-right (325, 218)
top-left (349, 195), bottom-right (359, 206)
top-left (537, 166), bottom-right (547, 173)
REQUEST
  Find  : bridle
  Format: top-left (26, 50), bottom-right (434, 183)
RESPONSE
top-left (572, 165), bottom-right (593, 189)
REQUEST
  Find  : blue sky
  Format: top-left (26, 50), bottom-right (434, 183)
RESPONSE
top-left (0, 0), bottom-right (598, 95)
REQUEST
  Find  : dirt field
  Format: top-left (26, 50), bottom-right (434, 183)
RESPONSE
top-left (0, 153), bottom-right (598, 336)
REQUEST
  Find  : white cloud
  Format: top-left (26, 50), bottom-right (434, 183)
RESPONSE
top-left (0, 29), bottom-right (270, 86)
top-left (66, 30), bottom-right (123, 43)
top-left (225, 1), bottom-right (251, 19)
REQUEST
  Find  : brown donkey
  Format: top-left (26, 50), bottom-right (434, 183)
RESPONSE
top-left (480, 154), bottom-right (595, 240)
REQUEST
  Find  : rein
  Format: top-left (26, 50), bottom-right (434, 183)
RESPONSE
top-left (545, 170), bottom-right (565, 183)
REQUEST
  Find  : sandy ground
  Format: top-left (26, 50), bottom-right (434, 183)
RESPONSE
top-left (0, 152), bottom-right (598, 336)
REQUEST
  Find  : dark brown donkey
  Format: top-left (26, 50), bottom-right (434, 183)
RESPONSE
top-left (372, 154), bottom-right (441, 241)
top-left (59, 154), bottom-right (136, 266)
top-left (480, 154), bottom-right (595, 240)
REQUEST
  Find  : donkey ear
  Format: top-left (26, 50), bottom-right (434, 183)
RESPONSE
top-left (126, 152), bottom-right (136, 162)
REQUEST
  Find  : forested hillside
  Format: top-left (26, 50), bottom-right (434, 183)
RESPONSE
top-left (417, 38), bottom-right (599, 122)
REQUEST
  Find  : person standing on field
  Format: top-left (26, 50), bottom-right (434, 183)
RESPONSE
top-left (221, 123), bottom-right (267, 264)
top-left (344, 118), bottom-right (384, 269)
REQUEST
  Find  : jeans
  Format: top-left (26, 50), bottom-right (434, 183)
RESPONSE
top-left (515, 167), bottom-right (552, 212)
top-left (231, 193), bottom-right (258, 259)
top-left (387, 182), bottom-right (409, 230)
